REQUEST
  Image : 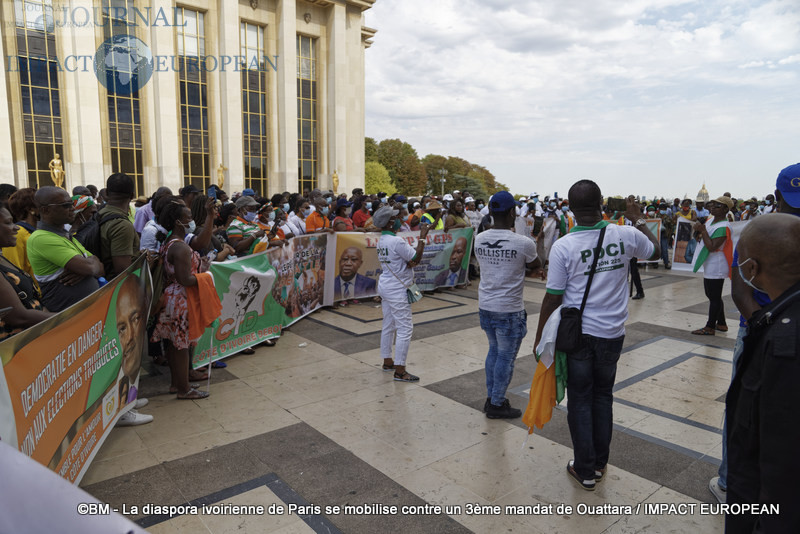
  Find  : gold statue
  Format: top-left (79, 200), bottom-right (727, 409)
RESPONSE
top-left (332, 169), bottom-right (339, 194)
top-left (49, 153), bottom-right (65, 189)
top-left (217, 163), bottom-right (227, 188)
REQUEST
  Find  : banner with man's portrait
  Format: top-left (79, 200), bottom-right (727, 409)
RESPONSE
top-left (0, 256), bottom-right (152, 485)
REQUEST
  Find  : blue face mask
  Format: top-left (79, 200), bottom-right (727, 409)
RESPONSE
top-left (478, 204), bottom-right (484, 210)
top-left (243, 211), bottom-right (257, 222)
top-left (321, 207), bottom-right (329, 216)
top-left (326, 197), bottom-right (333, 204)
top-left (737, 258), bottom-right (764, 293)
top-left (283, 203), bottom-right (290, 212)
top-left (562, 206), bottom-right (569, 213)
top-left (366, 202), bottom-right (372, 210)
top-left (765, 199), bottom-right (772, 205)
top-left (381, 197), bottom-right (388, 204)
top-left (268, 211), bottom-right (276, 221)
top-left (402, 203), bottom-right (408, 210)
top-left (302, 208), bottom-right (312, 217)
top-left (660, 209), bottom-right (667, 215)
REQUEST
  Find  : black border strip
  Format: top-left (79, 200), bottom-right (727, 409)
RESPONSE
top-left (135, 473), bottom-right (342, 533)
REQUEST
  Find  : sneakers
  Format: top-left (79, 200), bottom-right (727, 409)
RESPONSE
top-left (709, 477), bottom-right (726, 504)
top-left (116, 409), bottom-right (154, 427)
top-left (486, 399), bottom-right (522, 419)
top-left (567, 460), bottom-right (596, 491)
top-left (134, 398), bottom-right (149, 409)
top-left (632, 293), bottom-right (645, 300)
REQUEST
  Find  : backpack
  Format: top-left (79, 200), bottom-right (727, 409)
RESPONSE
top-left (73, 212), bottom-right (128, 258)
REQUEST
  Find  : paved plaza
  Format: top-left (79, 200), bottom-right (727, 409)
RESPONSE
top-left (81, 267), bottom-right (730, 533)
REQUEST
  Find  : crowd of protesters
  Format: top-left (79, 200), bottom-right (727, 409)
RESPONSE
top-left (0, 163), bottom-right (798, 531)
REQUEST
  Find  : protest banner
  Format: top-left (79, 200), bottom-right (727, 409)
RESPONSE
top-left (191, 233), bottom-right (330, 368)
top-left (0, 256), bottom-right (152, 484)
top-left (329, 228), bottom-right (474, 302)
top-left (638, 219), bottom-right (662, 263)
top-left (672, 217), bottom-right (696, 271)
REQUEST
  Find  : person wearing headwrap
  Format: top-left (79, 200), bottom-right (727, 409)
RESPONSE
top-left (70, 194), bottom-right (97, 239)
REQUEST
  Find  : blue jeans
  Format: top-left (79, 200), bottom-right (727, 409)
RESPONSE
top-left (718, 326), bottom-right (747, 489)
top-left (566, 334), bottom-right (624, 480)
top-left (660, 235), bottom-right (670, 265)
top-left (479, 309), bottom-right (528, 406)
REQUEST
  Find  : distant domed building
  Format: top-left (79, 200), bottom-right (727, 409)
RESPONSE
top-left (696, 184), bottom-right (710, 203)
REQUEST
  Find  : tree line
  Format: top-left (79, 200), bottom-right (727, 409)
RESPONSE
top-left (364, 137), bottom-right (508, 199)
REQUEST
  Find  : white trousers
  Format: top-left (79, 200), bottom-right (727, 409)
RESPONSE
top-left (380, 298), bottom-right (413, 366)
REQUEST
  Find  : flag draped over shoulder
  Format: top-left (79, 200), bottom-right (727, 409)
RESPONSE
top-left (692, 221), bottom-right (733, 277)
top-left (522, 306), bottom-right (568, 432)
top-left (186, 272), bottom-right (222, 341)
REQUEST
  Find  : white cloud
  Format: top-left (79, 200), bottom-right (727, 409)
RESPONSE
top-left (364, 0), bottom-right (800, 197)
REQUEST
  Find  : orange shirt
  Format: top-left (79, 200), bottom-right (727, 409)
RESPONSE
top-left (305, 211), bottom-right (330, 232)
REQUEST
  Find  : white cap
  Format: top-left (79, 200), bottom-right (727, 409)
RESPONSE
top-left (530, 192), bottom-right (539, 198)
top-left (443, 194), bottom-right (454, 201)
top-left (453, 190), bottom-right (460, 194)
top-left (464, 197), bottom-right (475, 203)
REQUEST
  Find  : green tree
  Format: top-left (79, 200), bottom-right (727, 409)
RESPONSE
top-left (377, 139), bottom-right (427, 195)
top-left (365, 137), bottom-right (379, 163)
top-left (364, 161), bottom-right (396, 195)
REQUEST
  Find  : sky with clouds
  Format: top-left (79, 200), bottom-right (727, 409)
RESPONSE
top-left (364, 0), bottom-right (800, 200)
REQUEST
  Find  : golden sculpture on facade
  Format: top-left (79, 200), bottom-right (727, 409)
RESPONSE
top-left (696, 183), bottom-right (709, 203)
top-left (49, 153), bottom-right (65, 189)
top-left (332, 169), bottom-right (339, 194)
top-left (217, 163), bottom-right (227, 188)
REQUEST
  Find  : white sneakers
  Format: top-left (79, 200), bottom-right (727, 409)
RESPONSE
top-left (709, 477), bottom-right (726, 504)
top-left (116, 399), bottom-right (154, 427)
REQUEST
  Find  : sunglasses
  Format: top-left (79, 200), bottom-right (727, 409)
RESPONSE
top-left (46, 201), bottom-right (74, 209)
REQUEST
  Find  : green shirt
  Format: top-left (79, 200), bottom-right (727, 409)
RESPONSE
top-left (98, 204), bottom-right (140, 279)
top-left (27, 222), bottom-right (99, 312)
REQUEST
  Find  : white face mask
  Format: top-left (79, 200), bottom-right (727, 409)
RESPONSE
top-left (268, 211), bottom-right (276, 221)
top-left (180, 219), bottom-right (196, 233)
top-left (738, 257), bottom-right (765, 293)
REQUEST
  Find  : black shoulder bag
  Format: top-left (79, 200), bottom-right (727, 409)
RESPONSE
top-left (555, 226), bottom-right (606, 353)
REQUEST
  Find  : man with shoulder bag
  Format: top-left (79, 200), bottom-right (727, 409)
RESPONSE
top-left (534, 180), bottom-right (660, 491)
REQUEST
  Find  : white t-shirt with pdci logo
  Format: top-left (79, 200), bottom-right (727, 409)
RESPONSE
top-left (546, 221), bottom-right (655, 339)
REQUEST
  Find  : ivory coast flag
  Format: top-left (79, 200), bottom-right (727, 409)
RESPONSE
top-left (692, 221), bottom-right (733, 278)
top-left (522, 350), bottom-right (567, 431)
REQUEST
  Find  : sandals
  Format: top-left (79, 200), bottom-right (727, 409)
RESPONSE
top-left (177, 387), bottom-right (209, 400)
top-left (169, 383), bottom-right (199, 394)
top-left (393, 371), bottom-right (419, 382)
top-left (382, 363), bottom-right (395, 372)
top-left (188, 369), bottom-right (210, 381)
top-left (211, 361), bottom-right (227, 368)
top-left (716, 325), bottom-right (729, 332)
top-left (691, 327), bottom-right (716, 336)
top-left (260, 339), bottom-right (276, 347)
top-left (241, 347), bottom-right (256, 355)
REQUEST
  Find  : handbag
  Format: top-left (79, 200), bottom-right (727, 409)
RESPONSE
top-left (383, 262), bottom-right (423, 304)
top-left (555, 226), bottom-right (606, 353)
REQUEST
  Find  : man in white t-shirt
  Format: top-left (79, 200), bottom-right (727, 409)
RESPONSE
top-left (534, 180), bottom-right (660, 491)
top-left (475, 191), bottom-right (543, 419)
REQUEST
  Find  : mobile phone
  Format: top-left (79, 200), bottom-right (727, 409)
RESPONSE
top-left (607, 197), bottom-right (627, 212)
top-left (207, 187), bottom-right (217, 200)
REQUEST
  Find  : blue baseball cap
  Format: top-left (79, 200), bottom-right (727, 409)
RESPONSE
top-left (242, 188), bottom-right (256, 197)
top-left (489, 191), bottom-right (517, 213)
top-left (777, 163), bottom-right (800, 208)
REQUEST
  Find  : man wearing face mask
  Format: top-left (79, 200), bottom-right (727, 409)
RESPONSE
top-left (710, 163), bottom-right (800, 507)
top-left (305, 197), bottom-right (332, 232)
top-left (724, 213), bottom-right (800, 534)
top-left (227, 196), bottom-right (267, 255)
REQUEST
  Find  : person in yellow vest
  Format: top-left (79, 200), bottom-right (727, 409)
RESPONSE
top-left (421, 201), bottom-right (445, 230)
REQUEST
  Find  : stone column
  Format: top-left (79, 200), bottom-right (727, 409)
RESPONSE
top-left (324, 3), bottom-right (347, 194)
top-left (275, 0), bottom-right (298, 194)
top-left (0, 21), bottom-right (18, 186)
top-left (145, 0), bottom-right (182, 193)
top-left (217, 0), bottom-right (244, 194)
top-left (59, 0), bottom-right (106, 190)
